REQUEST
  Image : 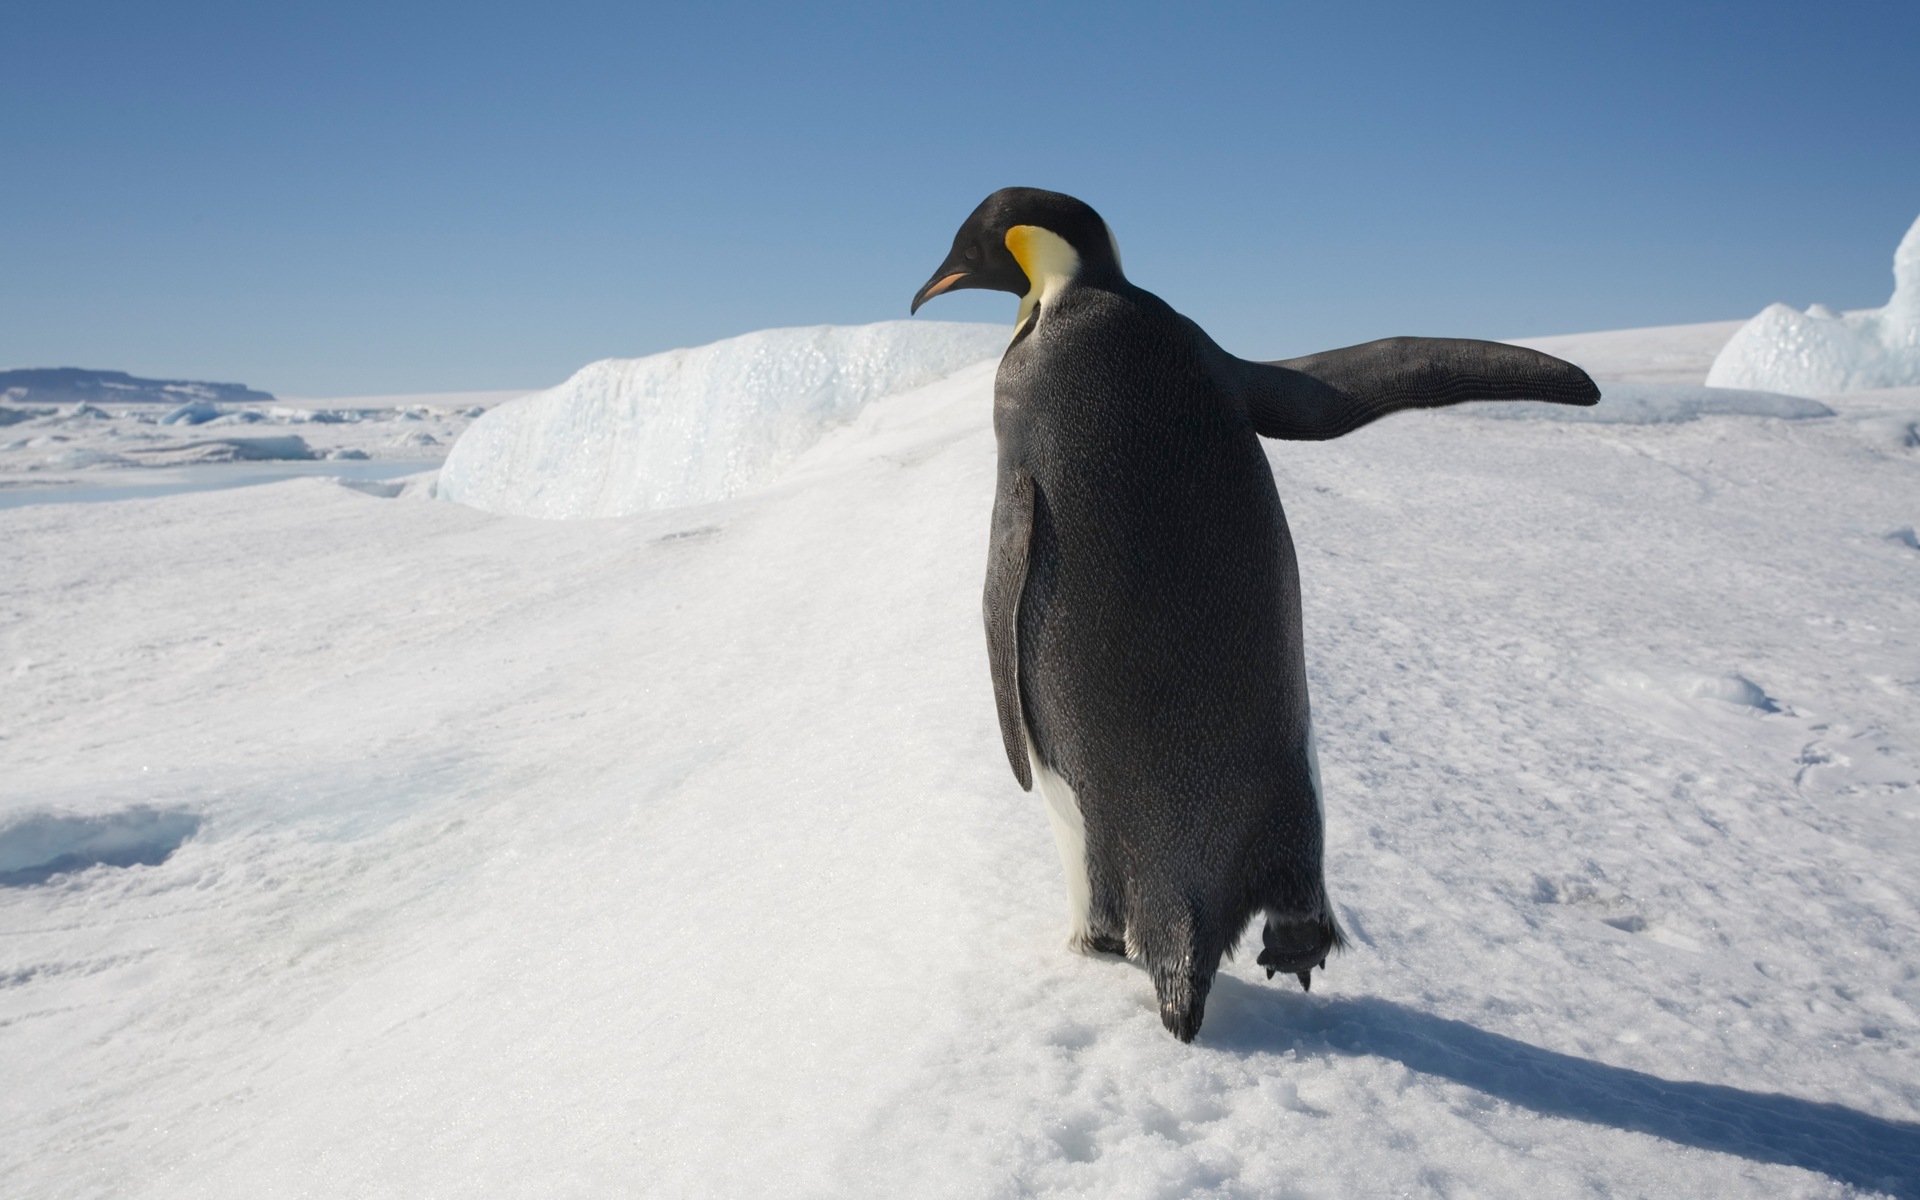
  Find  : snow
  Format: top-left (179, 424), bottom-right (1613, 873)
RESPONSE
top-left (1707, 213), bottom-right (1920, 394)
top-left (1464, 381), bottom-right (1831, 424)
top-left (437, 321), bottom-right (1008, 518)
top-left (1511, 319), bottom-right (1749, 386)
top-left (3, 319), bottom-right (1919, 1198)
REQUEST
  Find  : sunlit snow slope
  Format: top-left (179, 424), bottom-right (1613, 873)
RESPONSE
top-left (3, 324), bottom-right (1919, 1198)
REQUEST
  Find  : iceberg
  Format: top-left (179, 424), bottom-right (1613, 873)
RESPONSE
top-left (1706, 212), bottom-right (1920, 393)
top-left (439, 321), bottom-right (1007, 519)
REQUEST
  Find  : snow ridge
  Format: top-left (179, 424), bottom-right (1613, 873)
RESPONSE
top-left (438, 321), bottom-right (1007, 519)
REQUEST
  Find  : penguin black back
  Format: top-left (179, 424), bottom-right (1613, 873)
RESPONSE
top-left (914, 188), bottom-right (1597, 1041)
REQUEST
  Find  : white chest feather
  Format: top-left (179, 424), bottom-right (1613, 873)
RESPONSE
top-left (1024, 729), bottom-right (1094, 952)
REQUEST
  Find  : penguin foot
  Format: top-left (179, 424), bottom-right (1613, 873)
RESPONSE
top-left (1085, 934), bottom-right (1128, 957)
top-left (1259, 911), bottom-right (1341, 989)
top-left (1263, 958), bottom-right (1327, 988)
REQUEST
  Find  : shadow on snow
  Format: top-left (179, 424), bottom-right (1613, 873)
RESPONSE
top-left (1203, 977), bottom-right (1920, 1197)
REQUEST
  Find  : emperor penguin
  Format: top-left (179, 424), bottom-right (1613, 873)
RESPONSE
top-left (911, 188), bottom-right (1598, 1042)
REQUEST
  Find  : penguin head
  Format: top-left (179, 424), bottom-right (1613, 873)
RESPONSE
top-left (910, 188), bottom-right (1124, 315)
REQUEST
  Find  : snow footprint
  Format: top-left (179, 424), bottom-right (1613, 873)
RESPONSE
top-left (1530, 873), bottom-right (1703, 952)
top-left (1794, 727), bottom-right (1919, 797)
top-left (1590, 666), bottom-right (1786, 716)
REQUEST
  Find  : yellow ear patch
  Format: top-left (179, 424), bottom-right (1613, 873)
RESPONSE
top-left (1005, 225), bottom-right (1081, 332)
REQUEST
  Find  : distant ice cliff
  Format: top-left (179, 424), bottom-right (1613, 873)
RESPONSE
top-left (0, 368), bottom-right (275, 408)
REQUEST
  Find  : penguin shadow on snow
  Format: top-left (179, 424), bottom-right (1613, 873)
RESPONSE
top-left (1197, 975), bottom-right (1920, 1198)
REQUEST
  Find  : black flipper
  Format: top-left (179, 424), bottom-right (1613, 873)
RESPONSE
top-left (984, 468), bottom-right (1035, 791)
top-left (1229, 336), bottom-right (1599, 441)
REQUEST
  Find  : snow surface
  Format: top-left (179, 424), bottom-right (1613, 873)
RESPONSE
top-left (437, 321), bottom-right (1008, 518)
top-left (3, 322), bottom-right (1920, 1198)
top-left (1462, 382), bottom-right (1831, 424)
top-left (1708, 213), bottom-right (1920, 394)
top-left (1511, 319), bottom-right (1748, 386)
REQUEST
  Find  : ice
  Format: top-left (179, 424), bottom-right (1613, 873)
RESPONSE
top-left (3, 318), bottom-right (1918, 1197)
top-left (438, 320), bottom-right (1007, 518)
top-left (1707, 212), bottom-right (1920, 393)
top-left (0, 392), bottom-right (512, 494)
top-left (119, 434), bottom-right (316, 464)
top-left (159, 399), bottom-right (224, 425)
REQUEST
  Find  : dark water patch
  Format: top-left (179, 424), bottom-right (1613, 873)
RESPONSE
top-left (0, 806), bottom-right (203, 887)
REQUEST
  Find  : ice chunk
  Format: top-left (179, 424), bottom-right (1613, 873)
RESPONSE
top-left (41, 446), bottom-right (133, 469)
top-left (122, 435), bottom-right (315, 464)
top-left (160, 400), bottom-right (224, 425)
top-left (439, 321), bottom-right (1007, 519)
top-left (1706, 212), bottom-right (1920, 392)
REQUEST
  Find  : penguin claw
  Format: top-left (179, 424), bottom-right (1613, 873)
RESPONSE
top-left (1296, 970), bottom-right (1312, 991)
top-left (1264, 967), bottom-right (1276, 980)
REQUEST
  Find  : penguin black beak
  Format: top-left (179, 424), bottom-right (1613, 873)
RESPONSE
top-left (910, 270), bottom-right (969, 315)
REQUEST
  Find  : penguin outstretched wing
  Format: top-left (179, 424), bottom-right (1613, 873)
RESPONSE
top-left (1229, 337), bottom-right (1599, 441)
top-left (984, 468), bottom-right (1035, 791)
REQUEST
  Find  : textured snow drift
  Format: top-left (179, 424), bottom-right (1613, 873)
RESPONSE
top-left (3, 322), bottom-right (1919, 1198)
top-left (1708, 212), bottom-right (1920, 393)
top-left (438, 321), bottom-right (1007, 518)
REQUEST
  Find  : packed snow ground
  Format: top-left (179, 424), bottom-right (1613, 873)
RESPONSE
top-left (3, 321), bottom-right (1919, 1198)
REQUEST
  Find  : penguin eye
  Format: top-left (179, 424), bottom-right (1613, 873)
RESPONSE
top-left (964, 245), bottom-right (981, 263)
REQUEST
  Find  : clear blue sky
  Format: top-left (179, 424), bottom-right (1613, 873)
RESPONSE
top-left (4, 0), bottom-right (1917, 396)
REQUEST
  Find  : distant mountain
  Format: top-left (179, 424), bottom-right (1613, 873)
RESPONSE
top-left (0, 368), bottom-right (275, 407)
